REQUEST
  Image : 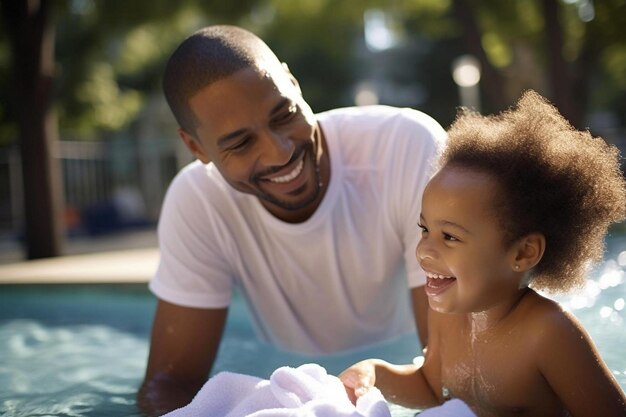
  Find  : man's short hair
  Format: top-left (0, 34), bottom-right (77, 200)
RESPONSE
top-left (163, 25), bottom-right (280, 134)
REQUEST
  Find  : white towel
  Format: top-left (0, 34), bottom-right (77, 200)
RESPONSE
top-left (163, 363), bottom-right (391, 417)
top-left (162, 363), bottom-right (476, 417)
top-left (418, 399), bottom-right (476, 417)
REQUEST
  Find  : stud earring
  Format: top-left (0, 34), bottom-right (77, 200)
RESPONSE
top-left (514, 265), bottom-right (520, 271)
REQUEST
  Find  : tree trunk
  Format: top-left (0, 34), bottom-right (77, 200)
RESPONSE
top-left (2, 0), bottom-right (64, 259)
top-left (451, 0), bottom-right (508, 113)
top-left (541, 0), bottom-right (584, 128)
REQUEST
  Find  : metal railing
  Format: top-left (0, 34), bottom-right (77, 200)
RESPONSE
top-left (0, 138), bottom-right (190, 238)
top-left (1, 128), bottom-right (624, 239)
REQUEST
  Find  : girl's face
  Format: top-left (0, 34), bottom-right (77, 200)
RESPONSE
top-left (416, 165), bottom-right (522, 314)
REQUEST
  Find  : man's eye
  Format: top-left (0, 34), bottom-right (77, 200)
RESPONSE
top-left (229, 137), bottom-right (251, 152)
top-left (274, 113), bottom-right (294, 124)
top-left (273, 107), bottom-right (297, 124)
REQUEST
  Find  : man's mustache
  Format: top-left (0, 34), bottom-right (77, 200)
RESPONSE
top-left (250, 144), bottom-right (308, 182)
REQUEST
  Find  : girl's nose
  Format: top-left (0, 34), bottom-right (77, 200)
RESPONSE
top-left (415, 237), bottom-right (436, 262)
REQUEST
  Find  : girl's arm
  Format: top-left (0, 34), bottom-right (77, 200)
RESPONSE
top-left (340, 306), bottom-right (443, 409)
top-left (339, 359), bottom-right (439, 408)
top-left (537, 308), bottom-right (626, 417)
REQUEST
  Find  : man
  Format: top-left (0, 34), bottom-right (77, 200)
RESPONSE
top-left (137, 24), bottom-right (446, 415)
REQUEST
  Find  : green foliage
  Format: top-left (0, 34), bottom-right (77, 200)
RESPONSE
top-left (603, 45), bottom-right (626, 89)
top-left (54, 2), bottom-right (217, 136)
top-left (1, 0), bottom-right (625, 144)
top-left (257, 0), bottom-right (363, 111)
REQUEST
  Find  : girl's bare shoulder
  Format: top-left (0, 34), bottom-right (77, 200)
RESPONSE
top-left (518, 289), bottom-right (588, 347)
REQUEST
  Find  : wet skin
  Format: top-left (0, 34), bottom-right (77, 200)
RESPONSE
top-left (341, 165), bottom-right (626, 416)
top-left (179, 65), bottom-right (330, 223)
top-left (138, 65), bottom-right (333, 416)
top-left (416, 166), bottom-right (625, 416)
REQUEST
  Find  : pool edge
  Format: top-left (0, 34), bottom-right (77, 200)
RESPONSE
top-left (0, 247), bottom-right (157, 284)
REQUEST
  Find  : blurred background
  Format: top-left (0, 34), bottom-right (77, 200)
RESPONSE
top-left (1, 0), bottom-right (625, 261)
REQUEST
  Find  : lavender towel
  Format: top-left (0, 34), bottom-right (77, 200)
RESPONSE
top-left (163, 363), bottom-right (476, 417)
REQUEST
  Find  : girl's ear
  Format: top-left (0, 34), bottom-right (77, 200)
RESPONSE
top-left (178, 128), bottom-right (210, 164)
top-left (510, 233), bottom-right (545, 272)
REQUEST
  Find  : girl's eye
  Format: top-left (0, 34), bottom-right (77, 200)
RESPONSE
top-left (443, 233), bottom-right (458, 242)
top-left (417, 223), bottom-right (428, 233)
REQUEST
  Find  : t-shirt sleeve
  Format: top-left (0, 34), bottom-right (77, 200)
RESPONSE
top-left (149, 169), bottom-right (234, 308)
top-left (392, 109), bottom-right (447, 288)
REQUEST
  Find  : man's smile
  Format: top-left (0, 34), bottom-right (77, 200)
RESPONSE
top-left (263, 158), bottom-right (304, 184)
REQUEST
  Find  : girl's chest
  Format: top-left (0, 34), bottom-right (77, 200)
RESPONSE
top-left (437, 330), bottom-right (559, 416)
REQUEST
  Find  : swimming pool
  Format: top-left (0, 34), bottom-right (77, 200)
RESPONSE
top-left (1, 238), bottom-right (625, 416)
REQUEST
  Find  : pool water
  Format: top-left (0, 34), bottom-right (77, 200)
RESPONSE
top-left (1, 237), bottom-right (626, 416)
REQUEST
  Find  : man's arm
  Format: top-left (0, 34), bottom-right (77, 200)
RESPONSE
top-left (137, 299), bottom-right (228, 416)
top-left (411, 286), bottom-right (429, 348)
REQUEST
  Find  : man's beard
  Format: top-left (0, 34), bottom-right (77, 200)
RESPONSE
top-left (251, 142), bottom-right (322, 212)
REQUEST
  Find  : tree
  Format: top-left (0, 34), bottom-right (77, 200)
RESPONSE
top-left (448, 0), bottom-right (626, 128)
top-left (1, 0), bottom-right (624, 259)
top-left (1, 0), bottom-right (64, 258)
top-left (0, 0), bottom-right (259, 259)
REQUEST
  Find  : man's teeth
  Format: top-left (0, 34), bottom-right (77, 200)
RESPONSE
top-left (426, 272), bottom-right (454, 279)
top-left (268, 159), bottom-right (304, 183)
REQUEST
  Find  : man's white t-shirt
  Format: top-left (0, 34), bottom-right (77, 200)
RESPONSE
top-left (150, 105), bottom-right (446, 354)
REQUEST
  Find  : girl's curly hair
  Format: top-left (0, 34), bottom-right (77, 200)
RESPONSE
top-left (441, 90), bottom-right (626, 292)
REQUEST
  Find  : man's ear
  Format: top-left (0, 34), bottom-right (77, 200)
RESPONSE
top-left (178, 128), bottom-right (210, 164)
top-left (282, 62), bottom-right (302, 94)
top-left (510, 233), bottom-right (545, 272)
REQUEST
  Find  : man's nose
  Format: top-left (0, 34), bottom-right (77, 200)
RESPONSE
top-left (259, 129), bottom-right (293, 166)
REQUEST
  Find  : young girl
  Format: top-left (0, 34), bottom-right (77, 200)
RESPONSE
top-left (340, 91), bottom-right (626, 417)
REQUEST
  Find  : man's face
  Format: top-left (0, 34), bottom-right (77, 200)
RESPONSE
top-left (180, 65), bottom-right (328, 222)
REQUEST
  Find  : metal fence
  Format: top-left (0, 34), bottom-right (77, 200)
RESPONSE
top-left (0, 138), bottom-right (190, 238)
top-left (0, 146), bottom-right (22, 234)
top-left (1, 127), bottom-right (624, 239)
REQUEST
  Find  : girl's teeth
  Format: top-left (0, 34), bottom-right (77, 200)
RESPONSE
top-left (427, 272), bottom-right (453, 279)
top-left (269, 160), bottom-right (303, 183)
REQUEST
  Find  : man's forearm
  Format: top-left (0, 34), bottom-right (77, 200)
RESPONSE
top-left (136, 373), bottom-right (203, 416)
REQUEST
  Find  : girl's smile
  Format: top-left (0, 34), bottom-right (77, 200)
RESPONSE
top-left (423, 270), bottom-right (457, 298)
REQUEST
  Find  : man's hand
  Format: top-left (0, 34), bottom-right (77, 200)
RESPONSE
top-left (137, 300), bottom-right (228, 416)
top-left (137, 372), bottom-right (203, 416)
